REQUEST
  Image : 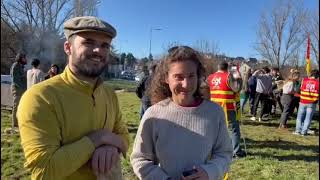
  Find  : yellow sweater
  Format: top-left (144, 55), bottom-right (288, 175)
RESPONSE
top-left (17, 66), bottom-right (129, 180)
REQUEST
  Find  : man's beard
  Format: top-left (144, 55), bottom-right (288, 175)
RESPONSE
top-left (72, 55), bottom-right (108, 78)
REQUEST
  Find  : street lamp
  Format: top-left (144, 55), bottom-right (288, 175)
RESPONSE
top-left (149, 27), bottom-right (162, 60)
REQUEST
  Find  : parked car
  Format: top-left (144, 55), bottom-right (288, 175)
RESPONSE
top-left (134, 72), bottom-right (144, 82)
top-left (135, 76), bottom-right (141, 82)
top-left (1, 75), bottom-right (13, 107)
top-left (120, 71), bottom-right (135, 80)
top-left (1, 75), bottom-right (12, 84)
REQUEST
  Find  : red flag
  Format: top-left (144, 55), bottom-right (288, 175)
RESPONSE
top-left (306, 33), bottom-right (311, 76)
top-left (307, 33), bottom-right (310, 59)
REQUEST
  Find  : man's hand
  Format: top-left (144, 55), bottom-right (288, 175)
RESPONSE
top-left (91, 145), bottom-right (120, 175)
top-left (181, 166), bottom-right (209, 180)
top-left (253, 69), bottom-right (263, 76)
top-left (87, 129), bottom-right (128, 157)
top-left (232, 71), bottom-right (241, 79)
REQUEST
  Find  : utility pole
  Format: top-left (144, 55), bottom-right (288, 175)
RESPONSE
top-left (149, 27), bottom-right (162, 60)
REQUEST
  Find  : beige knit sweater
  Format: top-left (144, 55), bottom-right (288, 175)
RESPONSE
top-left (130, 98), bottom-right (233, 180)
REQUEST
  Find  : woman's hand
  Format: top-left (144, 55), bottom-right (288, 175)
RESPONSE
top-left (181, 166), bottom-right (209, 180)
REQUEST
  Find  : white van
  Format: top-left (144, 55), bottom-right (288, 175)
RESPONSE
top-left (1, 75), bottom-right (13, 107)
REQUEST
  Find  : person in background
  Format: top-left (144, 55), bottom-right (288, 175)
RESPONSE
top-left (278, 71), bottom-right (300, 129)
top-left (240, 68), bottom-right (252, 114)
top-left (289, 69), bottom-right (301, 117)
top-left (208, 61), bottom-right (247, 159)
top-left (131, 46), bottom-right (232, 180)
top-left (17, 16), bottom-right (129, 180)
top-left (250, 67), bottom-right (273, 122)
top-left (135, 63), bottom-right (157, 119)
top-left (248, 69), bottom-right (257, 116)
top-left (10, 52), bottom-right (27, 130)
top-left (45, 64), bottom-right (60, 80)
top-left (27, 58), bottom-right (45, 89)
top-left (293, 69), bottom-right (319, 136)
top-left (271, 67), bottom-right (283, 115)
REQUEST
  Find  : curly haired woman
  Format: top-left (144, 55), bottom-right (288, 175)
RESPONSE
top-left (130, 46), bottom-right (233, 180)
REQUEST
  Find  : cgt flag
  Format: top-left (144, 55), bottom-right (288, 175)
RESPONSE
top-left (306, 33), bottom-right (311, 77)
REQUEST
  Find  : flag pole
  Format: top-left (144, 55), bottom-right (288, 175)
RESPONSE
top-left (306, 33), bottom-right (311, 77)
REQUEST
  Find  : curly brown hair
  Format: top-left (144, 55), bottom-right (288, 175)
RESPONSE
top-left (148, 46), bottom-right (207, 105)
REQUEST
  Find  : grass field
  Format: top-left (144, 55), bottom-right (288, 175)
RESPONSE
top-left (1, 83), bottom-right (319, 179)
top-left (104, 79), bottom-right (138, 92)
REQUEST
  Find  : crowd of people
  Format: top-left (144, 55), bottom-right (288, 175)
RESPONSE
top-left (238, 65), bottom-right (319, 136)
top-left (7, 15), bottom-right (318, 180)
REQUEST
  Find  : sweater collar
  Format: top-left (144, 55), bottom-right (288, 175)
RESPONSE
top-left (60, 66), bottom-right (103, 95)
top-left (168, 98), bottom-right (206, 113)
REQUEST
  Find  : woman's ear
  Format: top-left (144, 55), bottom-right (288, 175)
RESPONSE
top-left (165, 75), bottom-right (169, 84)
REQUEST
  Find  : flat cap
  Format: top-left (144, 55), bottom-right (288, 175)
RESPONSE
top-left (63, 16), bottom-right (116, 39)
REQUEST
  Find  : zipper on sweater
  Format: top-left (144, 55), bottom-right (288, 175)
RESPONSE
top-left (92, 94), bottom-right (95, 106)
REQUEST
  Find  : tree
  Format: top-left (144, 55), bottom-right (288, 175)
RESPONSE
top-left (119, 53), bottom-right (126, 64)
top-left (126, 53), bottom-right (136, 68)
top-left (254, 0), bottom-right (308, 68)
top-left (140, 57), bottom-right (149, 63)
top-left (303, 8), bottom-right (319, 65)
top-left (1, 0), bottom-right (100, 33)
top-left (73, 0), bottom-right (99, 17)
top-left (290, 49), bottom-right (301, 68)
top-left (194, 39), bottom-right (220, 57)
top-left (1, 20), bottom-right (19, 73)
top-left (1, 0), bottom-right (99, 72)
top-left (148, 54), bottom-right (153, 61)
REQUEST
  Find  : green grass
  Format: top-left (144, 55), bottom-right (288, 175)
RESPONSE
top-left (229, 107), bottom-right (319, 180)
top-left (1, 90), bottom-right (319, 180)
top-left (105, 79), bottom-right (138, 92)
top-left (1, 110), bottom-right (30, 180)
top-left (117, 91), bottom-right (140, 180)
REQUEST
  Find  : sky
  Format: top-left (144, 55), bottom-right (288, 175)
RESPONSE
top-left (97, 0), bottom-right (318, 59)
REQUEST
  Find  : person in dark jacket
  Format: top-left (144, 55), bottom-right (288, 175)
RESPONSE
top-left (240, 69), bottom-right (252, 114)
top-left (271, 67), bottom-right (283, 115)
top-left (10, 52), bottom-right (27, 129)
top-left (248, 69), bottom-right (257, 116)
top-left (250, 67), bottom-right (273, 122)
top-left (289, 71), bottom-right (301, 117)
top-left (136, 63), bottom-right (157, 119)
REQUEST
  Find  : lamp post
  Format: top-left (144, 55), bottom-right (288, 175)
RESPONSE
top-left (149, 27), bottom-right (162, 60)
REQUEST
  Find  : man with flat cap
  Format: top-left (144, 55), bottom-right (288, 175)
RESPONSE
top-left (17, 16), bottom-right (129, 180)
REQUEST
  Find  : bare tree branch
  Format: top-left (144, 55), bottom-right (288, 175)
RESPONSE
top-left (1, 0), bottom-right (100, 71)
top-left (1, 1), bottom-right (22, 31)
top-left (254, 0), bottom-right (307, 68)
